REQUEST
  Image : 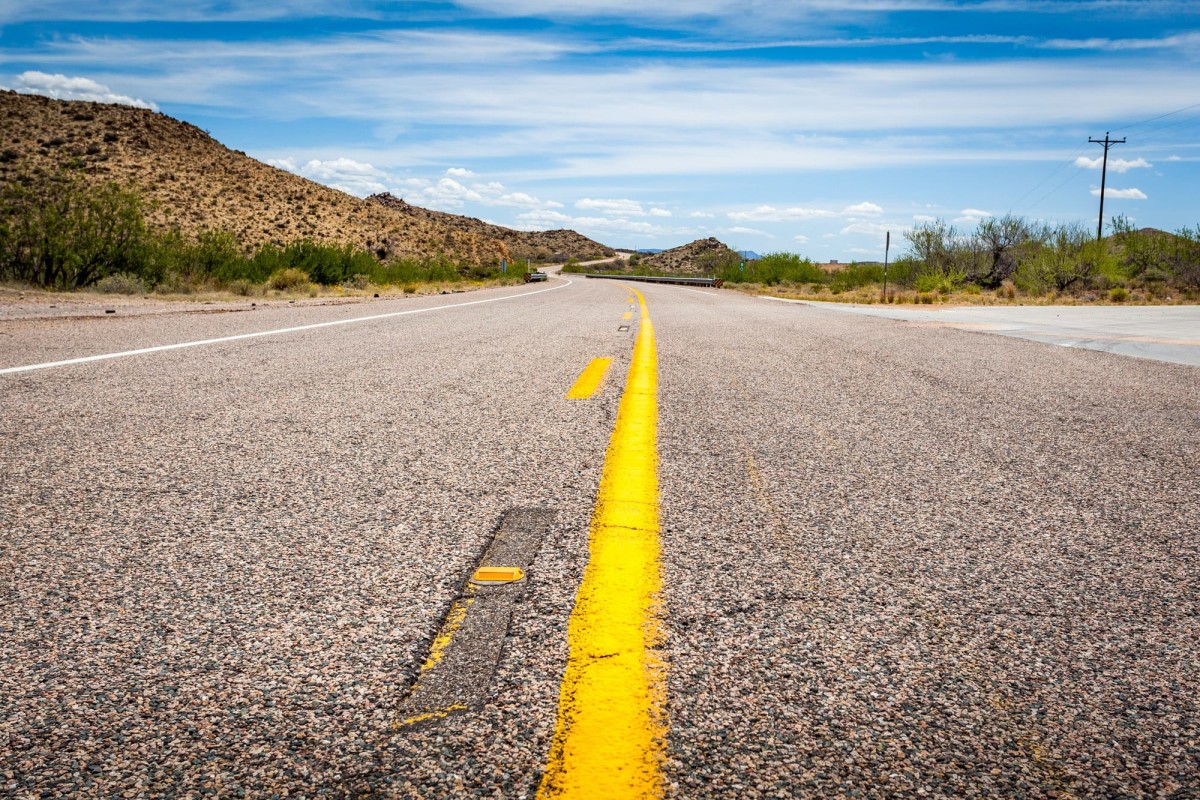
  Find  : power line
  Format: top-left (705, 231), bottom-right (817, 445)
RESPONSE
top-left (1009, 144), bottom-right (1089, 210)
top-left (1024, 166), bottom-right (1086, 214)
top-left (1112, 100), bottom-right (1200, 133)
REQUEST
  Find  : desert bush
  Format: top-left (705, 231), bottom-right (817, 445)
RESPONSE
top-left (723, 252), bottom-right (823, 285)
top-left (830, 263), bottom-right (885, 292)
top-left (1109, 286), bottom-right (1128, 302)
top-left (0, 166), bottom-right (148, 289)
top-left (92, 272), bottom-right (146, 294)
top-left (267, 267), bottom-right (311, 290)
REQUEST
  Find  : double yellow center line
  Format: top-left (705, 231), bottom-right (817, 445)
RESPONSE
top-left (539, 288), bottom-right (665, 798)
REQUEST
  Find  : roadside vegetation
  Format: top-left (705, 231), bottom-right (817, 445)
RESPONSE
top-left (725, 215), bottom-right (1200, 305)
top-left (0, 166), bottom-right (526, 297)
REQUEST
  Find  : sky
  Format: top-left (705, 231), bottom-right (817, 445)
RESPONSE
top-left (2, 1), bottom-right (1199, 260)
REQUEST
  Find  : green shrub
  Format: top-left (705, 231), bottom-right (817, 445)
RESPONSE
top-left (0, 166), bottom-right (148, 289)
top-left (721, 252), bottom-right (822, 285)
top-left (267, 267), bottom-right (311, 290)
top-left (1108, 286), bottom-right (1128, 302)
top-left (92, 272), bottom-right (146, 294)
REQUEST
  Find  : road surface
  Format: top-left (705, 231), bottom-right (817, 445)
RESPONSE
top-left (2, 278), bottom-right (1197, 798)
top-left (770, 299), bottom-right (1200, 367)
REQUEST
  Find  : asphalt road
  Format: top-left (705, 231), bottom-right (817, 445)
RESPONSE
top-left (2, 279), bottom-right (1197, 798)
top-left (772, 300), bottom-right (1200, 367)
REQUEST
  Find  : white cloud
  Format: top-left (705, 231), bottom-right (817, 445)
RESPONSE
top-left (726, 226), bottom-right (772, 237)
top-left (576, 198), bottom-right (649, 216)
top-left (649, 207), bottom-right (672, 217)
top-left (729, 205), bottom-right (837, 222)
top-left (840, 221), bottom-right (895, 236)
top-left (5, 71), bottom-right (157, 110)
top-left (689, 211), bottom-right (715, 218)
top-left (517, 207), bottom-right (681, 237)
top-left (843, 201), bottom-right (884, 215)
top-left (794, 234), bottom-right (810, 244)
top-left (445, 167), bottom-right (476, 178)
top-left (954, 207), bottom-right (992, 224)
top-left (425, 177), bottom-right (484, 207)
top-left (1091, 187), bottom-right (1148, 199)
top-left (268, 156), bottom-right (392, 196)
top-left (913, 214), bottom-right (938, 222)
top-left (1074, 156), bottom-right (1152, 173)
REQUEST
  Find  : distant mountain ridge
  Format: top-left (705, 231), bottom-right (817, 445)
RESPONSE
top-left (0, 91), bottom-right (612, 266)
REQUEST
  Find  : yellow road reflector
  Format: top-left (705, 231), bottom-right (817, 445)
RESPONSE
top-left (622, 311), bottom-right (633, 320)
top-left (566, 357), bottom-right (613, 400)
top-left (471, 565), bottom-right (526, 585)
top-left (538, 286), bottom-right (664, 799)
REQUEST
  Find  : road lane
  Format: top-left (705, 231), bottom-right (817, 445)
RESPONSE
top-left (639, 283), bottom-right (1199, 798)
top-left (1, 277), bottom-right (631, 797)
top-left (3, 279), bottom-right (1198, 798)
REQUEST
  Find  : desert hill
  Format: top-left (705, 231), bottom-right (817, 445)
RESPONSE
top-left (642, 237), bottom-right (740, 274)
top-left (366, 193), bottom-right (612, 263)
top-left (0, 91), bottom-right (609, 266)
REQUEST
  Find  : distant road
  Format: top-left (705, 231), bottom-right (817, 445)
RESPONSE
top-left (2, 279), bottom-right (1197, 797)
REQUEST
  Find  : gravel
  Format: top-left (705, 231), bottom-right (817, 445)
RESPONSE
top-left (2, 281), bottom-right (1197, 797)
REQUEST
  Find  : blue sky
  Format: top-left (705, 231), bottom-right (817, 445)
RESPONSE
top-left (2, 1), bottom-right (1199, 259)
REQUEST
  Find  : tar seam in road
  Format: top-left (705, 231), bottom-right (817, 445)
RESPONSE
top-left (537, 287), bottom-right (666, 799)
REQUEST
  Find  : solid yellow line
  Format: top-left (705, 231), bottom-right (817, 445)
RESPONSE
top-left (538, 288), bottom-right (664, 799)
top-left (565, 357), bottom-right (613, 400)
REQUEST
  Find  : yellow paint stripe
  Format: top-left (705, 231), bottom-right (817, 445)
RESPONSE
top-left (566, 357), bottom-right (613, 400)
top-left (420, 589), bottom-right (476, 672)
top-left (538, 288), bottom-right (664, 799)
top-left (394, 704), bottom-right (468, 729)
top-left (622, 311), bottom-right (633, 320)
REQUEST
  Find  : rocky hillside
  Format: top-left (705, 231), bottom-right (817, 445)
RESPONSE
top-left (642, 237), bottom-right (740, 274)
top-left (366, 193), bottom-right (612, 263)
top-left (0, 91), bottom-right (609, 266)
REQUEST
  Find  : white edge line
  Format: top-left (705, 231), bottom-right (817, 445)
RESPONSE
top-left (2, 278), bottom-right (573, 376)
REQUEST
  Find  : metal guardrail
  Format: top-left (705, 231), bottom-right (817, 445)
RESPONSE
top-left (583, 273), bottom-right (723, 288)
top-left (523, 272), bottom-right (548, 282)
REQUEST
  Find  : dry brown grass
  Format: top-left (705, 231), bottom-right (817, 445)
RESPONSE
top-left (730, 283), bottom-right (1199, 306)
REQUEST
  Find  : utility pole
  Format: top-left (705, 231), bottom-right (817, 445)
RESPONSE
top-left (1088, 131), bottom-right (1126, 240)
top-left (882, 231), bottom-right (890, 302)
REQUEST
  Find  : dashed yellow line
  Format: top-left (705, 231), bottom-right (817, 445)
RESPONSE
top-left (566, 357), bottom-right (614, 400)
top-left (623, 311), bottom-right (633, 320)
top-left (538, 288), bottom-right (664, 799)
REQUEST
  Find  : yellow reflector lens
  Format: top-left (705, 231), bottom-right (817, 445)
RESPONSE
top-left (471, 566), bottom-right (525, 584)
